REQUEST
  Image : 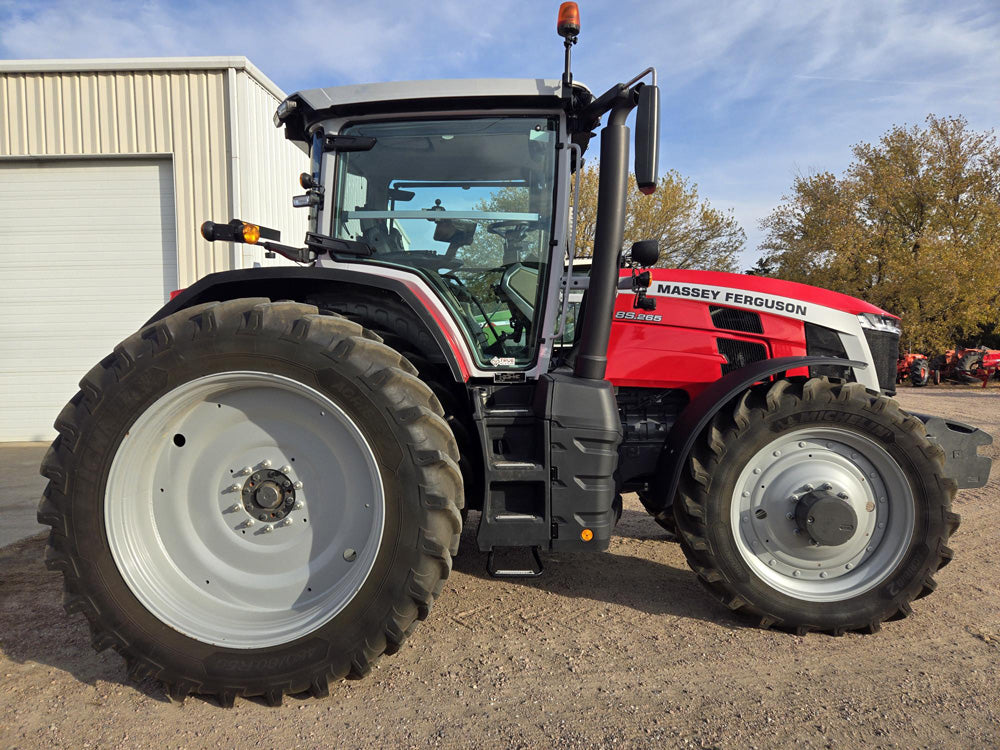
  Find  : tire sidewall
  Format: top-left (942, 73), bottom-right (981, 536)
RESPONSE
top-left (68, 316), bottom-right (429, 687)
top-left (700, 394), bottom-right (947, 627)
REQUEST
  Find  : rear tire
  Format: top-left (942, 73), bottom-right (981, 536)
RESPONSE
top-left (672, 377), bottom-right (958, 634)
top-left (957, 352), bottom-right (983, 383)
top-left (909, 358), bottom-right (930, 387)
top-left (37, 299), bottom-right (463, 704)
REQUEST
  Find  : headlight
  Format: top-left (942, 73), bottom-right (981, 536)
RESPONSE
top-left (857, 313), bottom-right (901, 334)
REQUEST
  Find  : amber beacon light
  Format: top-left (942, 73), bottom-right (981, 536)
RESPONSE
top-left (557, 2), bottom-right (580, 38)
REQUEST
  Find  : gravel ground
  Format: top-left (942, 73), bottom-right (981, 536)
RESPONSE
top-left (2, 386), bottom-right (998, 749)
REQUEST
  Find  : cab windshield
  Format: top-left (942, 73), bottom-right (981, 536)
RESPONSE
top-left (329, 116), bottom-right (558, 369)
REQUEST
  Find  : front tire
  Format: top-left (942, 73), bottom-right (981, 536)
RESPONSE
top-left (37, 299), bottom-right (463, 704)
top-left (673, 378), bottom-right (958, 634)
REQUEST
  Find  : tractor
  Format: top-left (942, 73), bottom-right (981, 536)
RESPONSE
top-left (38, 3), bottom-right (993, 706)
top-left (930, 347), bottom-right (1000, 387)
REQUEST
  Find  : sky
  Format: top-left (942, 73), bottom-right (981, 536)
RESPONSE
top-left (3, 0), bottom-right (1000, 269)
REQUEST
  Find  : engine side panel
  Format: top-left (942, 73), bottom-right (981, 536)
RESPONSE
top-left (606, 294), bottom-right (809, 396)
top-left (605, 269), bottom-right (890, 396)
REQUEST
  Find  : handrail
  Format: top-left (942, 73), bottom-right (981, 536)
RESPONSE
top-left (553, 142), bottom-right (584, 340)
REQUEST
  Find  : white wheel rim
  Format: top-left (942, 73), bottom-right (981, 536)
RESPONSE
top-left (730, 427), bottom-right (914, 602)
top-left (105, 371), bottom-right (385, 648)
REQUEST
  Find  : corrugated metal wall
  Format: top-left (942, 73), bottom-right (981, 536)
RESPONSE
top-left (233, 71), bottom-right (309, 268)
top-left (0, 61), bottom-right (308, 285)
top-left (0, 69), bottom-right (229, 284)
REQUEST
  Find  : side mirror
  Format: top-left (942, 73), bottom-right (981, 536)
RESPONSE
top-left (634, 84), bottom-right (660, 195)
top-left (630, 239), bottom-right (659, 267)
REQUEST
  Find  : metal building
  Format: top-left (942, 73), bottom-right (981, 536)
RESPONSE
top-left (0, 57), bottom-right (308, 441)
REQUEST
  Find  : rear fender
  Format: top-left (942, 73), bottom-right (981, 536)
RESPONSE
top-left (148, 267), bottom-right (470, 382)
top-left (646, 356), bottom-right (867, 513)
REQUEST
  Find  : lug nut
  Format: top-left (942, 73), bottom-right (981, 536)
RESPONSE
top-left (803, 484), bottom-right (814, 492)
top-left (237, 466), bottom-right (252, 476)
top-left (343, 548), bottom-right (357, 562)
top-left (294, 500), bottom-right (305, 510)
top-left (242, 518), bottom-right (255, 528)
top-left (226, 483), bottom-right (241, 493)
top-left (293, 480), bottom-right (303, 490)
top-left (280, 465), bottom-right (292, 474)
top-left (786, 512), bottom-right (795, 520)
top-left (260, 459), bottom-right (272, 468)
top-left (278, 518), bottom-right (292, 527)
top-left (263, 524), bottom-right (274, 533)
top-left (227, 503), bottom-right (242, 513)
top-left (820, 483), bottom-right (832, 491)
top-left (258, 514), bottom-right (267, 521)
top-left (837, 492), bottom-right (849, 500)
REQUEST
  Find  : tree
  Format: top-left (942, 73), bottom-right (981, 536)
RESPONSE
top-left (571, 166), bottom-right (743, 271)
top-left (759, 115), bottom-right (1000, 351)
top-left (454, 168), bottom-right (745, 310)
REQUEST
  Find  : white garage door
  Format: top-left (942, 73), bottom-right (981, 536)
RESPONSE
top-left (0, 158), bottom-right (177, 442)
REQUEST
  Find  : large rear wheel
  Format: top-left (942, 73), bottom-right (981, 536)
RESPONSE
top-left (673, 378), bottom-right (958, 634)
top-left (957, 351), bottom-right (984, 383)
top-left (38, 300), bottom-right (463, 704)
top-left (909, 358), bottom-right (930, 387)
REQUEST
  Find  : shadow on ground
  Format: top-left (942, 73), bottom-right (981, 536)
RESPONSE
top-left (1, 507), bottom-right (742, 698)
top-left (452, 509), bottom-right (742, 626)
top-left (0, 534), bottom-right (168, 701)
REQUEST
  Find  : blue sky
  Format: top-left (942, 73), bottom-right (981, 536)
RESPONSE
top-left (3, 0), bottom-right (1000, 268)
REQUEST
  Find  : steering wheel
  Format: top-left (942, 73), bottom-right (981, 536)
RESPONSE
top-left (487, 220), bottom-right (534, 237)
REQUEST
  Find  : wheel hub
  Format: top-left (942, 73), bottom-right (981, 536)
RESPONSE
top-left (243, 469), bottom-right (295, 519)
top-left (104, 371), bottom-right (386, 648)
top-left (730, 427), bottom-right (914, 602)
top-left (794, 489), bottom-right (859, 546)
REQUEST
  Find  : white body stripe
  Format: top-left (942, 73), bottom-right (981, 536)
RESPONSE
top-left (319, 260), bottom-right (491, 378)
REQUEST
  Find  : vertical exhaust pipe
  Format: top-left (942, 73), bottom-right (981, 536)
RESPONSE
top-left (573, 94), bottom-right (635, 380)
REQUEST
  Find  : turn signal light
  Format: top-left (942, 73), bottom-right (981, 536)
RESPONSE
top-left (299, 172), bottom-right (318, 189)
top-left (557, 2), bottom-right (580, 38)
top-left (580, 528), bottom-right (593, 542)
top-left (241, 222), bottom-right (261, 244)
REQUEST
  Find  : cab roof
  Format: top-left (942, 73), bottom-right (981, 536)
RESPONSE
top-left (278, 78), bottom-right (595, 144)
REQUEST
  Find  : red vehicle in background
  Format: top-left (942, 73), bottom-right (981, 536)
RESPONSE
top-left (930, 347), bottom-right (1000, 387)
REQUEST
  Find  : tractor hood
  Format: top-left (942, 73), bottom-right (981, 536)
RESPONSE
top-left (641, 269), bottom-right (897, 319)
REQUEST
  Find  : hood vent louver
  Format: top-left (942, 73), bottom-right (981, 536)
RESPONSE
top-left (710, 305), bottom-right (763, 334)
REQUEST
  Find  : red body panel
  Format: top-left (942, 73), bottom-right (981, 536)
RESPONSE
top-left (604, 269), bottom-right (882, 396)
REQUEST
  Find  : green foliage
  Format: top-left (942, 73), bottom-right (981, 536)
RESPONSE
top-left (759, 115), bottom-right (1000, 351)
top-left (571, 167), bottom-right (744, 271)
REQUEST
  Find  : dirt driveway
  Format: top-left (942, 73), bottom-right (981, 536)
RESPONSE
top-left (2, 387), bottom-right (998, 749)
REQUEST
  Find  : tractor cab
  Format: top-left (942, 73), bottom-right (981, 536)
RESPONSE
top-left (270, 43), bottom-right (662, 380)
top-left (291, 93), bottom-right (569, 370)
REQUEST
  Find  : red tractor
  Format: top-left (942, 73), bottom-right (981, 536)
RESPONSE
top-left (38, 4), bottom-right (992, 705)
top-left (930, 347), bottom-right (1000, 387)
